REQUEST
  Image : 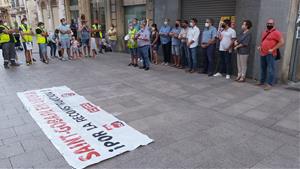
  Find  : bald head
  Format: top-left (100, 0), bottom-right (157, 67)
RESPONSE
top-left (267, 18), bottom-right (275, 24)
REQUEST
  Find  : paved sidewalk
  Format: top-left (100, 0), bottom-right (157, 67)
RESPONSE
top-left (0, 48), bottom-right (299, 169)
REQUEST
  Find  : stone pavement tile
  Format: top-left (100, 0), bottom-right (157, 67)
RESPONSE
top-left (250, 163), bottom-right (271, 169)
top-left (13, 122), bottom-right (40, 136)
top-left (42, 144), bottom-right (63, 161)
top-left (10, 150), bottom-right (49, 168)
top-left (21, 137), bottom-right (52, 152)
top-left (165, 139), bottom-right (206, 158)
top-left (0, 117), bottom-right (25, 129)
top-left (0, 128), bottom-right (16, 140)
top-left (242, 109), bottom-right (271, 120)
top-left (0, 158), bottom-right (12, 168)
top-left (114, 147), bottom-right (186, 168)
top-left (2, 133), bottom-right (32, 145)
top-left (274, 119), bottom-right (300, 132)
top-left (275, 144), bottom-right (300, 159)
top-left (239, 134), bottom-right (284, 156)
top-left (260, 153), bottom-right (300, 169)
top-left (0, 142), bottom-right (25, 159)
top-left (33, 157), bottom-right (70, 169)
top-left (220, 102), bottom-right (255, 116)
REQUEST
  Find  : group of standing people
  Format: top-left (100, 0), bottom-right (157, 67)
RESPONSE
top-left (0, 15), bottom-right (118, 68)
top-left (125, 17), bottom-right (284, 90)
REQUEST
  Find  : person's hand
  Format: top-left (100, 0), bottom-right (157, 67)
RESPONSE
top-left (234, 46), bottom-right (239, 51)
top-left (268, 49), bottom-right (274, 54)
top-left (257, 46), bottom-right (261, 51)
top-left (234, 41), bottom-right (238, 46)
top-left (201, 44), bottom-right (207, 48)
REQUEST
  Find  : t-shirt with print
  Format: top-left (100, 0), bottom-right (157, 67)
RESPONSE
top-left (219, 27), bottom-right (236, 52)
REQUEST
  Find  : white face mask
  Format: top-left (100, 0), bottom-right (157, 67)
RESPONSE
top-left (164, 21), bottom-right (168, 25)
top-left (205, 23), bottom-right (210, 27)
top-left (3, 22), bottom-right (8, 26)
top-left (190, 22), bottom-right (193, 27)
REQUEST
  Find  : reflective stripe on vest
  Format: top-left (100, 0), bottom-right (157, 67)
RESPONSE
top-left (19, 24), bottom-right (33, 42)
top-left (36, 27), bottom-right (46, 44)
top-left (0, 25), bottom-right (11, 44)
top-left (92, 24), bottom-right (102, 38)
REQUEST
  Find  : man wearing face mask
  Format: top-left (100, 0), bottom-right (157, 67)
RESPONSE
top-left (36, 22), bottom-right (49, 64)
top-left (214, 19), bottom-right (236, 79)
top-left (186, 18), bottom-right (200, 73)
top-left (201, 18), bottom-right (217, 76)
top-left (169, 19), bottom-right (182, 67)
top-left (257, 19), bottom-right (284, 90)
top-left (159, 18), bottom-right (172, 66)
top-left (0, 19), bottom-right (20, 69)
top-left (58, 18), bottom-right (72, 60)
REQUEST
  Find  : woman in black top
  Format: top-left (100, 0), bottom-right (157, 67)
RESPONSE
top-left (151, 24), bottom-right (159, 64)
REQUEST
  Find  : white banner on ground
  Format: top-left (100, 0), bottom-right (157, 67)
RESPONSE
top-left (17, 86), bottom-right (153, 169)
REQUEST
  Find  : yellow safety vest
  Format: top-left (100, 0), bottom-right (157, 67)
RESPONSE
top-left (92, 24), bottom-right (103, 38)
top-left (36, 27), bottom-right (47, 44)
top-left (19, 24), bottom-right (33, 42)
top-left (127, 29), bottom-right (137, 49)
top-left (0, 25), bottom-right (15, 44)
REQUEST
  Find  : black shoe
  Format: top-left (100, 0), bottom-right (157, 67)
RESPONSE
top-left (144, 67), bottom-right (149, 71)
top-left (128, 63), bottom-right (133, 66)
top-left (4, 64), bottom-right (9, 69)
top-left (134, 64), bottom-right (138, 67)
top-left (208, 73), bottom-right (213, 77)
top-left (10, 62), bottom-right (20, 67)
top-left (139, 66), bottom-right (145, 69)
top-left (32, 58), bottom-right (36, 62)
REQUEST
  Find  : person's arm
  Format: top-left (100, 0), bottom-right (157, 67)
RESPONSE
top-left (188, 28), bottom-right (200, 47)
top-left (152, 32), bottom-right (159, 45)
top-left (269, 32), bottom-right (285, 53)
top-left (208, 28), bottom-right (217, 45)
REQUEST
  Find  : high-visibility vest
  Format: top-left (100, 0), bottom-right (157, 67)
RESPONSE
top-left (19, 24), bottom-right (33, 42)
top-left (36, 27), bottom-right (47, 44)
top-left (92, 24), bottom-right (103, 38)
top-left (0, 25), bottom-right (15, 44)
top-left (127, 29), bottom-right (137, 49)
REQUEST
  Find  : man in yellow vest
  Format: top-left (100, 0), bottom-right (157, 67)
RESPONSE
top-left (19, 18), bottom-right (35, 65)
top-left (127, 23), bottom-right (138, 67)
top-left (35, 22), bottom-right (49, 64)
top-left (91, 20), bottom-right (103, 54)
top-left (0, 19), bottom-right (20, 69)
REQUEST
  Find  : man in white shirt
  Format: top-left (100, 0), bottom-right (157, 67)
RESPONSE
top-left (186, 18), bottom-right (200, 73)
top-left (214, 19), bottom-right (236, 79)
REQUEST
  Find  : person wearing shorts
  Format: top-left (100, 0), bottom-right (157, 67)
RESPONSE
top-left (170, 20), bottom-right (182, 67)
top-left (127, 23), bottom-right (138, 67)
top-left (58, 18), bottom-right (72, 60)
top-left (79, 20), bottom-right (91, 57)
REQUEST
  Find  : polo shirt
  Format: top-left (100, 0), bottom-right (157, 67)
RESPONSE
top-left (137, 28), bottom-right (151, 47)
top-left (159, 25), bottom-right (172, 44)
top-left (201, 26), bottom-right (217, 44)
top-left (219, 27), bottom-right (236, 51)
top-left (171, 27), bottom-right (181, 46)
top-left (261, 28), bottom-right (282, 56)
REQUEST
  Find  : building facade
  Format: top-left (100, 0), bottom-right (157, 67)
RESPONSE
top-left (33, 0), bottom-right (299, 83)
top-left (0, 0), bottom-right (11, 24)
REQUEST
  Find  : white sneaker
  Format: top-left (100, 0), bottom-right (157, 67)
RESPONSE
top-left (164, 62), bottom-right (169, 66)
top-left (226, 75), bottom-right (231, 79)
top-left (213, 72), bottom-right (222, 77)
top-left (161, 62), bottom-right (165, 65)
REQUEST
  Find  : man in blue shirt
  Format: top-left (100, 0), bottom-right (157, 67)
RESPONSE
top-left (58, 18), bottom-right (72, 60)
top-left (201, 18), bottom-right (217, 76)
top-left (170, 19), bottom-right (182, 67)
top-left (159, 18), bottom-right (172, 65)
top-left (137, 21), bottom-right (151, 71)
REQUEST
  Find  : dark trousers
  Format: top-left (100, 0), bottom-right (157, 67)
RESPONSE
top-left (50, 42), bottom-right (57, 57)
top-left (180, 43), bottom-right (188, 68)
top-left (202, 44), bottom-right (215, 74)
top-left (260, 54), bottom-right (275, 85)
top-left (162, 42), bottom-right (171, 63)
top-left (2, 42), bottom-right (16, 64)
top-left (219, 51), bottom-right (232, 75)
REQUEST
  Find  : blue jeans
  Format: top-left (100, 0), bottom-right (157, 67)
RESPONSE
top-left (180, 43), bottom-right (188, 68)
top-left (260, 54), bottom-right (275, 85)
top-left (138, 45), bottom-right (150, 68)
top-left (219, 51), bottom-right (232, 75)
top-left (202, 44), bottom-right (215, 74)
top-left (38, 44), bottom-right (47, 60)
top-left (50, 42), bottom-right (57, 57)
top-left (187, 47), bottom-right (198, 70)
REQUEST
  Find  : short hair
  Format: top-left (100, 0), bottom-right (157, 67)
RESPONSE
top-left (182, 20), bottom-right (189, 25)
top-left (21, 18), bottom-right (27, 23)
top-left (191, 18), bottom-right (198, 23)
top-left (176, 19), bottom-right (181, 23)
top-left (60, 18), bottom-right (65, 22)
top-left (38, 22), bottom-right (44, 26)
top-left (207, 18), bottom-right (214, 25)
top-left (223, 19), bottom-right (231, 27)
top-left (243, 20), bottom-right (252, 29)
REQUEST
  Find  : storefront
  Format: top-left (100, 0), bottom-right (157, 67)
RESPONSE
top-left (181, 0), bottom-right (236, 29)
top-left (123, 0), bottom-right (146, 32)
top-left (70, 0), bottom-right (79, 22)
top-left (90, 0), bottom-right (107, 31)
